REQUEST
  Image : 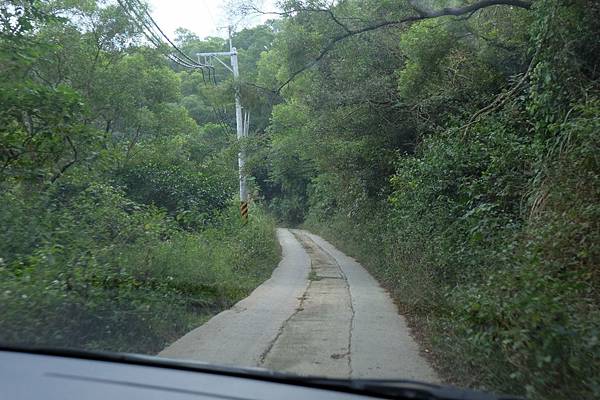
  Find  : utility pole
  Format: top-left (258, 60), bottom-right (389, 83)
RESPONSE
top-left (197, 27), bottom-right (249, 223)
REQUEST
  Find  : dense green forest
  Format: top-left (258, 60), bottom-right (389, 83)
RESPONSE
top-left (0, 0), bottom-right (280, 352)
top-left (1, 0), bottom-right (599, 399)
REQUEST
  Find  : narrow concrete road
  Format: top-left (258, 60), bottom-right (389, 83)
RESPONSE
top-left (159, 228), bottom-right (438, 382)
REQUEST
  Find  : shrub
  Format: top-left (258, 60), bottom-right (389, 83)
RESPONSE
top-left (117, 162), bottom-right (231, 229)
top-left (0, 181), bottom-right (279, 354)
top-left (304, 100), bottom-right (599, 399)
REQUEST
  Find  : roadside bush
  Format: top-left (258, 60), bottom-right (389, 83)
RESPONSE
top-left (0, 181), bottom-right (279, 353)
top-left (117, 162), bottom-right (231, 229)
top-left (305, 100), bottom-right (599, 399)
top-left (272, 0), bottom-right (599, 398)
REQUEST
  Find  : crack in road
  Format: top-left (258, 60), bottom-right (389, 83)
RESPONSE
top-left (258, 283), bottom-right (311, 366)
top-left (258, 230), bottom-right (355, 377)
top-left (292, 230), bottom-right (356, 377)
top-left (161, 228), bottom-right (439, 382)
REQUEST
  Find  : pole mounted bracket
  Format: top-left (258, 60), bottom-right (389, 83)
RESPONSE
top-left (196, 51), bottom-right (236, 73)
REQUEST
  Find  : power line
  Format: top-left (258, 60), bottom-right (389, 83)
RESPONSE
top-left (117, 0), bottom-right (236, 142)
top-left (117, 0), bottom-right (161, 46)
top-left (129, 0), bottom-right (202, 67)
top-left (117, 0), bottom-right (208, 70)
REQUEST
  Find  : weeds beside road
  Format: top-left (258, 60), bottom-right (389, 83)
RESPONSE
top-left (0, 185), bottom-right (279, 354)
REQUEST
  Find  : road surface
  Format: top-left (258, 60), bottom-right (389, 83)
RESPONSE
top-left (159, 228), bottom-right (438, 381)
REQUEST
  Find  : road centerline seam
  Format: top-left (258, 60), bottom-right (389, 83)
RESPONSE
top-left (293, 230), bottom-right (356, 378)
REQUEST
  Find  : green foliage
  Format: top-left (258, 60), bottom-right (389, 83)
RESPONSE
top-left (306, 100), bottom-right (599, 398)
top-left (0, 81), bottom-right (92, 181)
top-left (0, 183), bottom-right (279, 353)
top-left (263, 101), bottom-right (315, 224)
top-left (2, 0), bottom-right (599, 396)
top-left (266, 0), bottom-right (599, 398)
top-left (0, 3), bottom-right (93, 182)
top-left (117, 162), bottom-right (231, 229)
top-left (1, 0), bottom-right (279, 356)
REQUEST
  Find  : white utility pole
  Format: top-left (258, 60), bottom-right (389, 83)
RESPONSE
top-left (197, 28), bottom-right (249, 222)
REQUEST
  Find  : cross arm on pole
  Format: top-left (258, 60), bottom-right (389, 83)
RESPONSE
top-left (196, 51), bottom-right (236, 73)
top-left (196, 51), bottom-right (236, 57)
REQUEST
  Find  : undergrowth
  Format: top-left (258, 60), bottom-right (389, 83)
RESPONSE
top-left (0, 182), bottom-right (279, 353)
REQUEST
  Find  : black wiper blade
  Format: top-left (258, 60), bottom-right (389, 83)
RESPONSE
top-left (298, 378), bottom-right (524, 400)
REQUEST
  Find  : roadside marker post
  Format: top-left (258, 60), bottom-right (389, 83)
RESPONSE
top-left (240, 201), bottom-right (249, 224)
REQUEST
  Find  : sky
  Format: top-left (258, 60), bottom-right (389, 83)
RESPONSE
top-left (146, 0), bottom-right (277, 40)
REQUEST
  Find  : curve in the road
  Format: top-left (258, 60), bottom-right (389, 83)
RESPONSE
top-left (159, 228), bottom-right (310, 366)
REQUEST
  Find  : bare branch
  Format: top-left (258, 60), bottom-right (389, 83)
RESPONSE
top-left (314, 8), bottom-right (353, 33)
top-left (275, 0), bottom-right (532, 94)
top-left (124, 125), bottom-right (142, 166)
top-left (248, 5), bottom-right (354, 32)
top-left (276, 18), bottom-right (415, 94)
top-left (407, 0), bottom-right (429, 16)
top-left (411, 0), bottom-right (531, 18)
top-left (50, 136), bottom-right (78, 183)
top-left (460, 40), bottom-right (541, 136)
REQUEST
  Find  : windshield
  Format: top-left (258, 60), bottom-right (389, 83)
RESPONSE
top-left (1, 1), bottom-right (598, 399)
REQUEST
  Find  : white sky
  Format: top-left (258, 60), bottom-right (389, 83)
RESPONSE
top-left (146, 0), bottom-right (278, 40)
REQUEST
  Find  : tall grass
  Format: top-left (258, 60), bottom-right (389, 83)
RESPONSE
top-left (0, 184), bottom-right (279, 354)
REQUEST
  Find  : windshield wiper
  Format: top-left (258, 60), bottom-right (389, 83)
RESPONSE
top-left (1, 344), bottom-right (522, 400)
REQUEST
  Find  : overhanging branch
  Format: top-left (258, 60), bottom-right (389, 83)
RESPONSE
top-left (275, 0), bottom-right (532, 94)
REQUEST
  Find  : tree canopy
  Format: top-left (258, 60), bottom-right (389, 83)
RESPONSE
top-left (1, 0), bottom-right (598, 398)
